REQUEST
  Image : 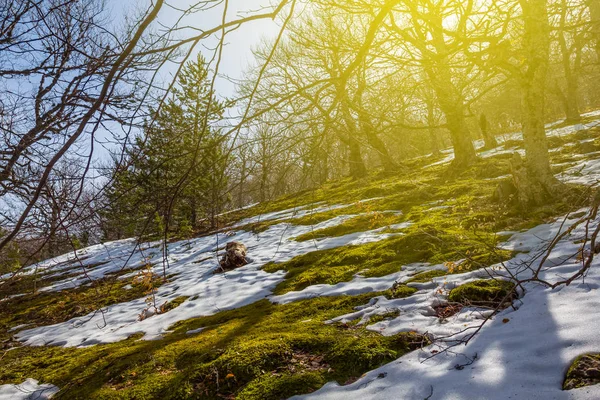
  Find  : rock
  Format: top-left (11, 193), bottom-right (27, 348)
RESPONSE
top-left (216, 241), bottom-right (248, 272)
top-left (586, 368), bottom-right (600, 379)
top-left (564, 354), bottom-right (600, 390)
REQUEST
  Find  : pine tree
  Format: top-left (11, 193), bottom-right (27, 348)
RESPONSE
top-left (102, 54), bottom-right (229, 239)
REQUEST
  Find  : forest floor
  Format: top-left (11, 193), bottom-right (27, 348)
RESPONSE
top-left (2, 111), bottom-right (600, 399)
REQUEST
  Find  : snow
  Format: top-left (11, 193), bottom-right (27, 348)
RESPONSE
top-left (13, 208), bottom-right (406, 347)
top-left (421, 113), bottom-right (600, 169)
top-left (0, 379), bottom-right (58, 400)
top-left (557, 158), bottom-right (600, 186)
top-left (292, 210), bottom-right (600, 400)
top-left (271, 262), bottom-right (432, 305)
top-left (5, 112), bottom-right (600, 397)
top-left (231, 197), bottom-right (384, 229)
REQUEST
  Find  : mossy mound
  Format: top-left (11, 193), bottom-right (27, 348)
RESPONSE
top-left (564, 353), bottom-right (600, 390)
top-left (0, 293), bottom-right (424, 400)
top-left (447, 279), bottom-right (516, 308)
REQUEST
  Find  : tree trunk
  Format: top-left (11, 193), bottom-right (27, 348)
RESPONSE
top-left (515, 0), bottom-right (562, 206)
top-left (427, 72), bottom-right (477, 167)
top-left (557, 0), bottom-right (581, 123)
top-left (556, 84), bottom-right (581, 124)
top-left (355, 69), bottom-right (397, 172)
top-left (425, 67), bottom-right (477, 168)
top-left (361, 118), bottom-right (397, 171)
top-left (427, 102), bottom-right (441, 156)
top-left (348, 139), bottom-right (367, 179)
top-left (442, 100), bottom-right (477, 167)
top-left (339, 98), bottom-right (368, 178)
top-left (418, 10), bottom-right (477, 168)
top-left (480, 113), bottom-right (498, 149)
top-left (49, 202), bottom-right (59, 258)
top-left (587, 0), bottom-right (600, 62)
top-left (238, 159), bottom-right (247, 209)
top-left (563, 69), bottom-right (581, 124)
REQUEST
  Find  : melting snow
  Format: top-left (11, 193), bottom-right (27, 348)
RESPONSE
top-left (0, 379), bottom-right (58, 399)
top-left (12, 208), bottom-right (407, 347)
top-left (4, 114), bottom-right (600, 397)
top-left (292, 211), bottom-right (600, 400)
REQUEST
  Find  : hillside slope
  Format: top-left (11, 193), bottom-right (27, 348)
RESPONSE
top-left (2, 113), bottom-right (600, 399)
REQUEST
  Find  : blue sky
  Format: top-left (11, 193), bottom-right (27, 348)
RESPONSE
top-left (108, 0), bottom-right (282, 98)
top-left (86, 0), bottom-right (284, 168)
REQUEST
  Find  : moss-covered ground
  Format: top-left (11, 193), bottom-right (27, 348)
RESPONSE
top-left (447, 279), bottom-right (516, 308)
top-left (1, 125), bottom-right (599, 398)
top-left (0, 272), bottom-right (163, 343)
top-left (1, 292), bottom-right (423, 399)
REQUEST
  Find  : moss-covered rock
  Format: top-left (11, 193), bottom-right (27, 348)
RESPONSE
top-left (447, 279), bottom-right (515, 308)
top-left (564, 353), bottom-right (600, 390)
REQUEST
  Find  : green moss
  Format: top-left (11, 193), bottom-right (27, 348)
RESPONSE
top-left (406, 269), bottom-right (448, 283)
top-left (447, 279), bottom-right (515, 307)
top-left (237, 372), bottom-right (327, 399)
top-left (265, 223), bottom-right (513, 295)
top-left (1, 126), bottom-right (592, 399)
top-left (367, 310), bottom-right (401, 324)
top-left (564, 353), bottom-right (600, 390)
top-left (0, 274), bottom-right (164, 342)
top-left (0, 293), bottom-right (424, 400)
top-left (160, 296), bottom-right (189, 313)
top-left (294, 212), bottom-right (405, 242)
top-left (382, 284), bottom-right (418, 299)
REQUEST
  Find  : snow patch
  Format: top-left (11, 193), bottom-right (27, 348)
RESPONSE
top-left (0, 379), bottom-right (58, 400)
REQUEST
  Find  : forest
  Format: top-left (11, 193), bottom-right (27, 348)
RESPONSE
top-left (1, 0), bottom-right (600, 399)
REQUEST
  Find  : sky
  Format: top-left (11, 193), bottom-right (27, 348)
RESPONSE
top-left (108, 0), bottom-right (284, 98)
top-left (84, 0), bottom-right (286, 170)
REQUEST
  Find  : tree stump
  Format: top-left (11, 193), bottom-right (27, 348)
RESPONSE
top-left (217, 241), bottom-right (248, 272)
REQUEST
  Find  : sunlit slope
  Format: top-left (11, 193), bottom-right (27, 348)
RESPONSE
top-left (2, 116), bottom-right (600, 399)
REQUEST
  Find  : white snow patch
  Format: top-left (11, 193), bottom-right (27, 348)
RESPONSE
top-left (291, 210), bottom-right (600, 400)
top-left (557, 158), bottom-right (600, 186)
top-left (271, 263), bottom-right (432, 305)
top-left (13, 208), bottom-right (403, 347)
top-left (0, 379), bottom-right (58, 399)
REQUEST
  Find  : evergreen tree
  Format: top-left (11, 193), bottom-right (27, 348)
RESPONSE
top-left (102, 54), bottom-right (229, 239)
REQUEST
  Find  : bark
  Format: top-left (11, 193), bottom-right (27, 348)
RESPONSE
top-left (360, 117), bottom-right (397, 171)
top-left (515, 0), bottom-right (562, 206)
top-left (417, 10), bottom-right (477, 168)
top-left (441, 98), bottom-right (477, 167)
top-left (339, 97), bottom-right (368, 178)
top-left (348, 139), bottom-right (368, 179)
top-left (427, 102), bottom-right (441, 156)
top-left (217, 241), bottom-right (248, 272)
top-left (355, 70), bottom-right (397, 171)
top-left (587, 0), bottom-right (600, 62)
top-left (480, 113), bottom-right (498, 149)
top-left (425, 65), bottom-right (477, 166)
top-left (49, 202), bottom-right (59, 258)
top-left (190, 198), bottom-right (197, 230)
top-left (259, 163), bottom-right (269, 203)
top-left (555, 84), bottom-right (581, 124)
top-left (557, 0), bottom-right (581, 123)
